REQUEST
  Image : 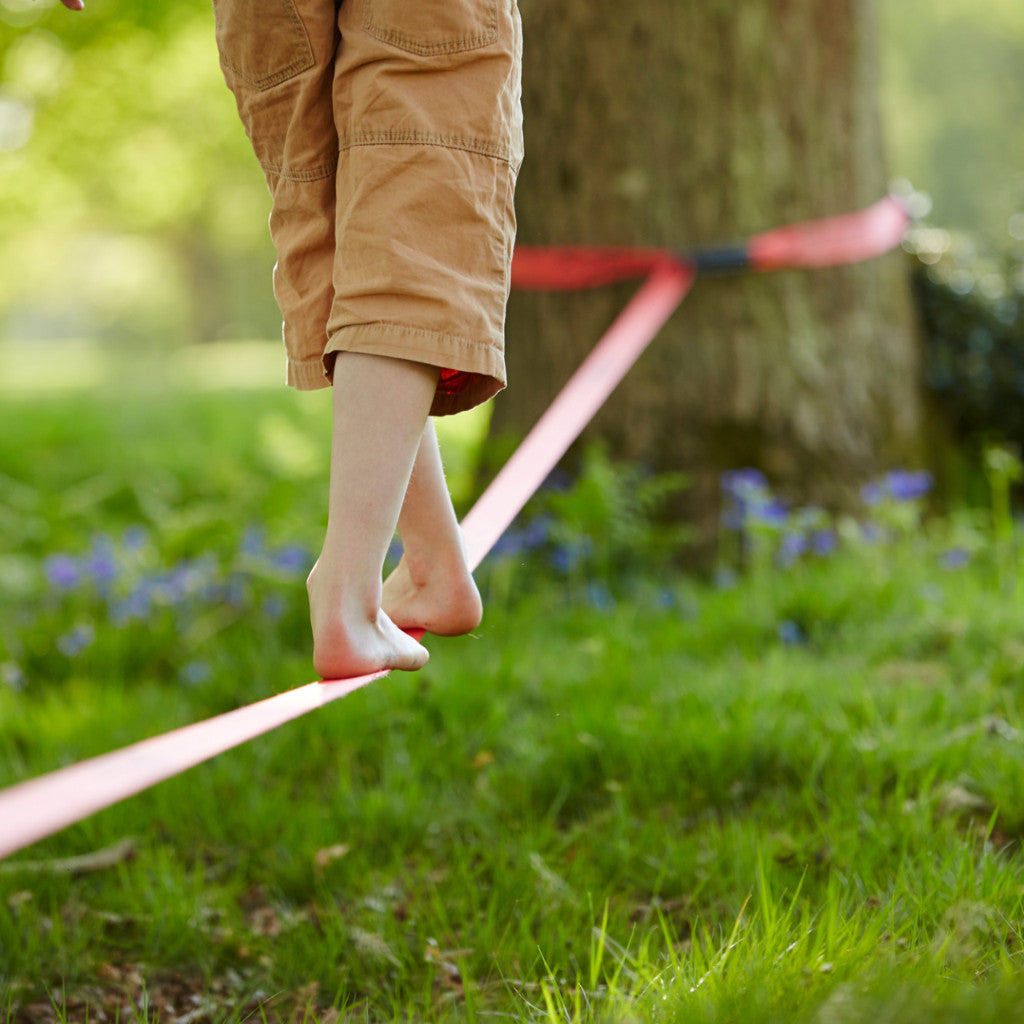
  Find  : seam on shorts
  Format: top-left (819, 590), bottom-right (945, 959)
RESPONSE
top-left (329, 319), bottom-right (502, 355)
top-left (338, 130), bottom-right (515, 165)
top-left (262, 155), bottom-right (340, 182)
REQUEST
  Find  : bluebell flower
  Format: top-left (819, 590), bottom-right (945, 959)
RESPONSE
top-left (1, 661), bottom-right (25, 691)
top-left (939, 548), bottom-right (971, 571)
top-left (44, 554), bottom-right (80, 591)
top-left (885, 470), bottom-right (933, 502)
top-left (713, 567), bottom-right (738, 590)
top-left (121, 525), bottom-right (149, 551)
top-left (751, 498), bottom-right (789, 529)
top-left (721, 468), bottom-right (769, 497)
top-left (860, 481), bottom-right (884, 506)
top-left (522, 515), bottom-right (552, 550)
top-left (84, 536), bottom-right (118, 591)
top-left (860, 522), bottom-right (884, 544)
top-left (57, 623), bottom-right (94, 657)
top-left (262, 594), bottom-right (286, 620)
top-left (586, 581), bottom-right (616, 612)
top-left (181, 660), bottom-right (211, 686)
top-left (777, 620), bottom-right (807, 646)
top-left (778, 533), bottom-right (808, 566)
top-left (271, 544), bottom-right (311, 576)
top-left (811, 530), bottom-right (838, 557)
top-left (110, 583), bottom-right (154, 625)
top-left (240, 526), bottom-right (265, 558)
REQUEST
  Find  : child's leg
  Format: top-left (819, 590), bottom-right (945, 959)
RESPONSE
top-left (382, 420), bottom-right (483, 636)
top-left (307, 351), bottom-right (438, 679)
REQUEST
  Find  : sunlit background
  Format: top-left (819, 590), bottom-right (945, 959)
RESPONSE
top-left (1, 0), bottom-right (1022, 384)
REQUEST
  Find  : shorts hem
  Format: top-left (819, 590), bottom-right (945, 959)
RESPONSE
top-left (324, 322), bottom-right (505, 416)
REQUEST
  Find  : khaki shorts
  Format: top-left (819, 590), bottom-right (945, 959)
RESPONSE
top-left (213, 0), bottom-right (523, 416)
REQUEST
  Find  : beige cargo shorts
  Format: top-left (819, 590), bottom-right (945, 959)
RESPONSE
top-left (212, 0), bottom-right (524, 416)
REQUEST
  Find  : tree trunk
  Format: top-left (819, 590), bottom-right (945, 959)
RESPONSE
top-left (493, 0), bottom-right (924, 561)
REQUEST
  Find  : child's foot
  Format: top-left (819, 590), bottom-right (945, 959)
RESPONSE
top-left (382, 551), bottom-right (483, 637)
top-left (307, 563), bottom-right (429, 679)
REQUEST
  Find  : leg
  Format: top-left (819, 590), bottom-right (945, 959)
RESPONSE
top-left (306, 351), bottom-right (438, 679)
top-left (382, 421), bottom-right (483, 636)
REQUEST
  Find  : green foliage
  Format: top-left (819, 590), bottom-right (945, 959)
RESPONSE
top-left (3, 383), bottom-right (1024, 1020)
top-left (0, 0), bottom-right (278, 344)
top-left (880, 0), bottom-right (1024, 246)
top-left (912, 227), bottom-right (1024, 448)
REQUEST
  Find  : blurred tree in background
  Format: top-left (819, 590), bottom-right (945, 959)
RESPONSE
top-left (498, 0), bottom-right (921, 557)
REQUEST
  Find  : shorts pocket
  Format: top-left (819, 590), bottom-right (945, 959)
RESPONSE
top-left (213, 0), bottom-right (315, 91)
top-left (362, 0), bottom-right (499, 55)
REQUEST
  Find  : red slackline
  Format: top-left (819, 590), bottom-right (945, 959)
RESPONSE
top-left (0, 196), bottom-right (908, 859)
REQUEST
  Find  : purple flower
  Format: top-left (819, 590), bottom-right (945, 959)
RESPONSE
top-left (721, 468), bottom-right (769, 497)
top-left (121, 526), bottom-right (149, 551)
top-left (586, 581), bottom-right (616, 612)
top-left (863, 470), bottom-right (934, 505)
top-left (57, 623), bottom-right (94, 657)
top-left (811, 530), bottom-right (838, 557)
top-left (778, 533), bottom-right (808, 566)
top-left (44, 555), bottom-right (80, 591)
top-left (84, 536), bottom-right (118, 589)
top-left (271, 544), bottom-right (311, 576)
top-left (110, 583), bottom-right (153, 625)
top-left (1, 662), bottom-right (25, 691)
top-left (262, 595), bottom-right (286, 619)
top-left (940, 548), bottom-right (971, 571)
top-left (714, 567), bottom-right (738, 590)
top-left (181, 661), bottom-right (211, 686)
top-left (861, 482), bottom-right (884, 506)
top-left (777, 620), bottom-right (807, 646)
top-left (751, 499), bottom-right (789, 529)
top-left (240, 527), bottom-right (265, 558)
top-left (885, 470), bottom-right (933, 502)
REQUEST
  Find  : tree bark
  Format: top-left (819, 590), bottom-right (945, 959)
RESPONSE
top-left (493, 0), bottom-right (924, 561)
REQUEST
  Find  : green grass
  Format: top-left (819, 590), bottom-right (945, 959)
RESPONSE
top-left (1, 357), bottom-right (1024, 1022)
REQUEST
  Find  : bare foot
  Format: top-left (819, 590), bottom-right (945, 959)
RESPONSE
top-left (382, 551), bottom-right (483, 637)
top-left (307, 562), bottom-right (429, 679)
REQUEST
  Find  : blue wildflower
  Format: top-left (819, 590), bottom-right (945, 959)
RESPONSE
top-left (811, 530), bottom-right (838, 557)
top-left (586, 581), bottom-right (616, 612)
top-left (110, 582), bottom-right (154, 625)
top-left (751, 498), bottom-right (789, 529)
top-left (721, 468), bottom-right (769, 497)
top-left (44, 554), bottom-right (80, 591)
top-left (778, 533), bottom-right (808, 566)
top-left (885, 470), bottom-right (933, 502)
top-left (713, 567), bottom-right (738, 590)
top-left (271, 544), bottom-right (311, 576)
top-left (939, 548), bottom-right (971, 571)
top-left (240, 526), bottom-right (265, 557)
top-left (777, 620), bottom-right (807, 646)
top-left (57, 623), bottom-right (95, 657)
top-left (84, 536), bottom-right (118, 590)
top-left (181, 661), bottom-right (211, 686)
top-left (262, 594), bottom-right (286, 619)
top-left (860, 481), bottom-right (884, 506)
top-left (1, 662), bottom-right (25, 691)
top-left (121, 525), bottom-right (150, 551)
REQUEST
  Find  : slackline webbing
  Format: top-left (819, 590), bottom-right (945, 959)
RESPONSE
top-left (0, 196), bottom-right (908, 859)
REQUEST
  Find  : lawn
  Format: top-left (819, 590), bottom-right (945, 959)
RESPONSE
top-left (1, 343), bottom-right (1024, 1022)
